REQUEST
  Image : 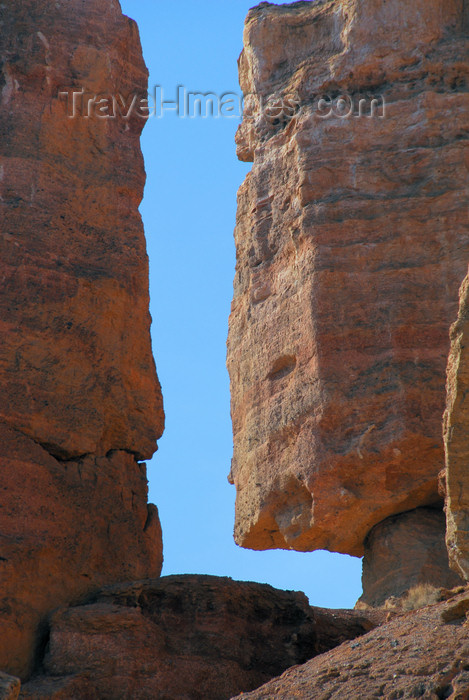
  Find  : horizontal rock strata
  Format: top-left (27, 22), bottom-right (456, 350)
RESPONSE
top-left (444, 274), bottom-right (469, 581)
top-left (227, 0), bottom-right (469, 556)
top-left (0, 0), bottom-right (164, 679)
top-left (20, 575), bottom-right (384, 700)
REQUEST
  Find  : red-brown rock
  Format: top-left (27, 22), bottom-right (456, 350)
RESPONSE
top-left (0, 423), bottom-right (163, 680)
top-left (0, 0), bottom-right (163, 460)
top-left (0, 0), bottom-right (164, 680)
top-left (232, 587), bottom-right (469, 699)
top-left (227, 0), bottom-right (469, 556)
top-left (358, 507), bottom-right (463, 607)
top-left (20, 575), bottom-right (384, 700)
top-left (444, 274), bottom-right (469, 582)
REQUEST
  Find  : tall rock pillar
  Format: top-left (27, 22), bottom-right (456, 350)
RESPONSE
top-left (227, 0), bottom-right (469, 571)
top-left (0, 0), bottom-right (164, 678)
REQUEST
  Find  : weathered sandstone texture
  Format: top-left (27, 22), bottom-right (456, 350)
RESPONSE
top-left (445, 274), bottom-right (469, 582)
top-left (0, 0), bottom-right (163, 680)
top-left (0, 0), bottom-right (163, 459)
top-left (20, 575), bottom-right (384, 700)
top-left (0, 424), bottom-right (162, 680)
top-left (358, 507), bottom-right (463, 607)
top-left (227, 0), bottom-right (469, 556)
top-left (233, 586), bottom-right (469, 699)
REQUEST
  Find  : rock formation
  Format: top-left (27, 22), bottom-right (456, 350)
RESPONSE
top-left (227, 0), bottom-right (469, 566)
top-left (444, 274), bottom-right (469, 582)
top-left (2, 0), bottom-right (469, 696)
top-left (0, 0), bottom-right (163, 460)
top-left (0, 0), bottom-right (163, 679)
top-left (232, 587), bottom-right (469, 699)
top-left (358, 508), bottom-right (462, 607)
top-left (20, 575), bottom-right (383, 700)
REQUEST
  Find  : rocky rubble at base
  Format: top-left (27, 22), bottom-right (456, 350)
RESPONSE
top-left (233, 587), bottom-right (469, 700)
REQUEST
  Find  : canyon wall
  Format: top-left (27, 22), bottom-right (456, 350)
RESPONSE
top-left (1, 0), bottom-right (468, 696)
top-left (227, 0), bottom-right (469, 558)
top-left (444, 274), bottom-right (469, 582)
top-left (0, 0), bottom-right (164, 679)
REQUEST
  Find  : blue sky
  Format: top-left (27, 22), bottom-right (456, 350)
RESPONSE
top-left (120, 0), bottom-right (362, 608)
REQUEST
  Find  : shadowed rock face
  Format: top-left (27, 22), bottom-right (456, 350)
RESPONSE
top-left (359, 508), bottom-right (463, 607)
top-left (227, 0), bottom-right (469, 556)
top-left (231, 587), bottom-right (469, 700)
top-left (445, 275), bottom-right (469, 582)
top-left (0, 0), bottom-right (164, 679)
top-left (0, 424), bottom-right (163, 680)
top-left (20, 575), bottom-right (384, 700)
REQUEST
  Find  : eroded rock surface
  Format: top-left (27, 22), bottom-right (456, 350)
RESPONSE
top-left (359, 507), bottom-right (463, 607)
top-left (227, 0), bottom-right (469, 556)
top-left (0, 0), bottom-right (163, 679)
top-left (0, 424), bottom-right (162, 680)
top-left (0, 0), bottom-right (163, 459)
top-left (445, 275), bottom-right (469, 581)
top-left (21, 575), bottom-right (383, 700)
top-left (232, 587), bottom-right (469, 700)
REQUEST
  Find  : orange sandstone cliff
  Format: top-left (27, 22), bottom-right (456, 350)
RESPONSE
top-left (1, 0), bottom-right (469, 698)
top-left (0, 1), bottom-right (383, 697)
top-left (227, 0), bottom-right (469, 597)
top-left (0, 0), bottom-right (164, 679)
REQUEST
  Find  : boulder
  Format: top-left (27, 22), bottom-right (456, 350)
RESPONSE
top-left (0, 673), bottom-right (20, 700)
top-left (358, 507), bottom-right (463, 607)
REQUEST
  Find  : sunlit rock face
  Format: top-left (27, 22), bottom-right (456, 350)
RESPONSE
top-left (0, 0), bottom-right (163, 460)
top-left (227, 0), bottom-right (469, 556)
top-left (0, 0), bottom-right (164, 679)
top-left (444, 274), bottom-right (469, 582)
